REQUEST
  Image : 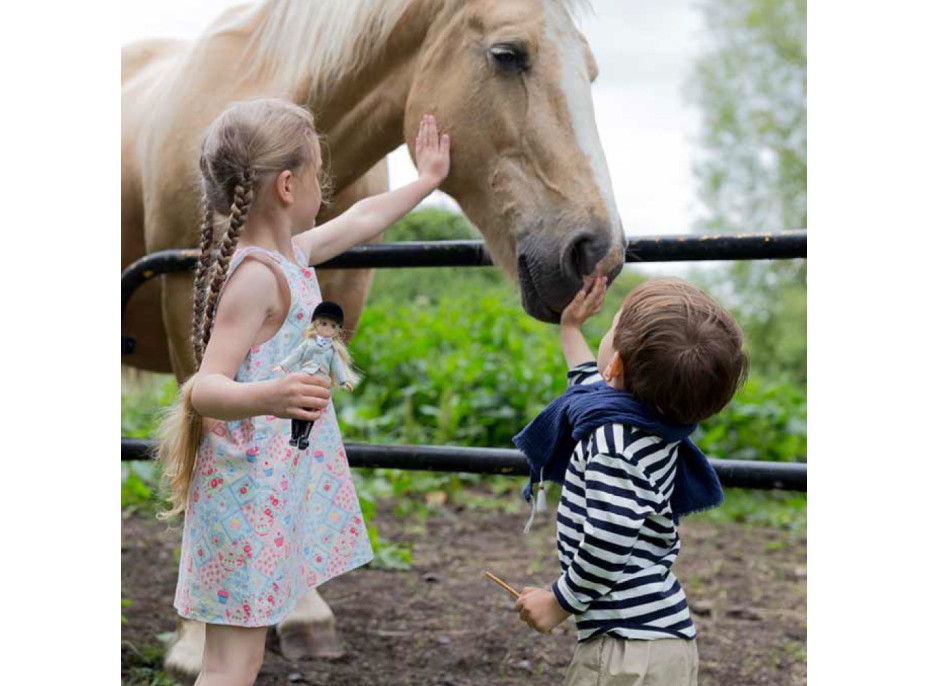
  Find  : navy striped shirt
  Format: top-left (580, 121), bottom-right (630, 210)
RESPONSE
top-left (551, 362), bottom-right (696, 642)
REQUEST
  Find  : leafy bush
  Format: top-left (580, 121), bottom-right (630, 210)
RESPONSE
top-left (696, 376), bottom-right (806, 463)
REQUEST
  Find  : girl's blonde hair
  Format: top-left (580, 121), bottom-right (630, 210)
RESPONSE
top-left (303, 319), bottom-right (362, 387)
top-left (157, 98), bottom-right (322, 520)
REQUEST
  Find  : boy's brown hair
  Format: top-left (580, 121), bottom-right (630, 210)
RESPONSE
top-left (613, 278), bottom-right (748, 424)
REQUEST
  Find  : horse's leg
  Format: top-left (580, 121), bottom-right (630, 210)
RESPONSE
top-left (276, 589), bottom-right (342, 660)
top-left (163, 617), bottom-right (205, 683)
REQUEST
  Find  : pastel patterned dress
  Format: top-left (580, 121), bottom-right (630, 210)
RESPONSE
top-left (174, 243), bottom-right (373, 627)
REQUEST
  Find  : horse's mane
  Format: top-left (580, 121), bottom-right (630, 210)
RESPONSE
top-left (203, 0), bottom-right (591, 100)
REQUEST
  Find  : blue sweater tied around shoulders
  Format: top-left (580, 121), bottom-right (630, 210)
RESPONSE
top-left (513, 381), bottom-right (723, 525)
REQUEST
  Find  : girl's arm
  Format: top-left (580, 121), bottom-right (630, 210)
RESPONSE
top-left (559, 277), bottom-right (608, 368)
top-left (295, 114), bottom-right (451, 266)
top-left (191, 260), bottom-right (331, 422)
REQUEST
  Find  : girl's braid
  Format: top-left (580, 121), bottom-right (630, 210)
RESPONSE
top-left (201, 168), bottom-right (255, 352)
top-left (192, 195), bottom-right (216, 366)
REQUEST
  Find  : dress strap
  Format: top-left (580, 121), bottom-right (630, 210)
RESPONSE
top-left (292, 240), bottom-right (309, 267)
top-left (215, 246), bottom-right (290, 306)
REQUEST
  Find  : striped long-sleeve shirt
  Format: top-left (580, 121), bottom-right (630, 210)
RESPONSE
top-left (552, 361), bottom-right (696, 642)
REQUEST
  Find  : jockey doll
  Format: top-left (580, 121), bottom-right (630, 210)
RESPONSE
top-left (273, 301), bottom-right (359, 450)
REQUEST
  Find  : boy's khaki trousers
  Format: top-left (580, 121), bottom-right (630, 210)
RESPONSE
top-left (564, 635), bottom-right (698, 686)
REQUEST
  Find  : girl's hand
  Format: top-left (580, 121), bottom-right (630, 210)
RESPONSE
top-left (267, 373), bottom-right (332, 421)
top-left (560, 276), bottom-right (608, 328)
top-left (415, 114), bottom-right (451, 186)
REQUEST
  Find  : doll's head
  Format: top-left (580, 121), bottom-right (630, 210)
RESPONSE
top-left (304, 301), bottom-right (345, 340)
top-left (192, 98), bottom-right (326, 365)
top-left (597, 278), bottom-right (748, 424)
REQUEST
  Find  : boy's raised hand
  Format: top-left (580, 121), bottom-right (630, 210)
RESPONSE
top-left (414, 114), bottom-right (451, 185)
top-left (560, 276), bottom-right (608, 328)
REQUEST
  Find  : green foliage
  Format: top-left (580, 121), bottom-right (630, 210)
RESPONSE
top-left (688, 0), bottom-right (806, 234)
top-left (383, 206), bottom-right (479, 242)
top-left (687, 0), bottom-right (807, 384)
top-left (697, 376), bottom-right (806, 463)
top-left (122, 374), bottom-right (177, 438)
top-left (691, 488), bottom-right (806, 533)
top-left (122, 641), bottom-right (181, 686)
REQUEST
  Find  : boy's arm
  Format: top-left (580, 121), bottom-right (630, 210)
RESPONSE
top-left (552, 448), bottom-right (659, 615)
top-left (559, 276), bottom-right (607, 369)
top-left (295, 115), bottom-right (450, 265)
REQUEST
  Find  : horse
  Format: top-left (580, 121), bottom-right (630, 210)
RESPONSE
top-left (122, 0), bottom-right (625, 677)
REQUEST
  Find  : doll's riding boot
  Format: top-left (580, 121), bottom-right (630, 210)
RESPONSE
top-left (297, 420), bottom-right (315, 450)
top-left (290, 419), bottom-right (302, 446)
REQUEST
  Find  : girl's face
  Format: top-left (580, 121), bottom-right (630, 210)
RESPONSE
top-left (315, 318), bottom-right (339, 338)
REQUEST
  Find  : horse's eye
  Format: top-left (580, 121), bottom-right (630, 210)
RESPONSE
top-left (489, 44), bottom-right (529, 74)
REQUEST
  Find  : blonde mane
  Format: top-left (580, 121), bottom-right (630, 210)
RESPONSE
top-left (204, 0), bottom-right (591, 99)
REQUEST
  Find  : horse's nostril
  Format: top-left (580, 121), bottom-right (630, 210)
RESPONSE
top-left (562, 232), bottom-right (601, 282)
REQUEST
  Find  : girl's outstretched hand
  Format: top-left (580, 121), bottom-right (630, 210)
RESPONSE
top-left (415, 114), bottom-right (451, 186)
top-left (560, 276), bottom-right (608, 328)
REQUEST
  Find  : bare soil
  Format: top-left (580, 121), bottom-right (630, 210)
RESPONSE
top-left (122, 499), bottom-right (806, 685)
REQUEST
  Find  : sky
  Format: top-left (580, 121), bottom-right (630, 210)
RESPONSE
top-left (122, 0), bottom-right (707, 244)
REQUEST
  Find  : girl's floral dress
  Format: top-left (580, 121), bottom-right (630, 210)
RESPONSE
top-left (174, 242), bottom-right (373, 627)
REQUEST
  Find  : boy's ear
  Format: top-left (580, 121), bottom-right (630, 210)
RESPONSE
top-left (603, 353), bottom-right (623, 382)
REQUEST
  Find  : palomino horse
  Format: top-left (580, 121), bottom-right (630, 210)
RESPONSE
top-left (122, 0), bottom-right (625, 677)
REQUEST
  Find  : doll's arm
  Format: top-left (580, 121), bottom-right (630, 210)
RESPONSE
top-left (276, 341), bottom-right (307, 374)
top-left (329, 350), bottom-right (351, 387)
top-left (295, 115), bottom-right (450, 266)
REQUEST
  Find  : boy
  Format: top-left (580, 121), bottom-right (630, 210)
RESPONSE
top-left (513, 276), bottom-right (748, 685)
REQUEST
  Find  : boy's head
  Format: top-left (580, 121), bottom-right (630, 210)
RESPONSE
top-left (597, 278), bottom-right (748, 424)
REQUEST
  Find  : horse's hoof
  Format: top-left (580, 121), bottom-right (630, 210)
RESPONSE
top-left (276, 617), bottom-right (344, 660)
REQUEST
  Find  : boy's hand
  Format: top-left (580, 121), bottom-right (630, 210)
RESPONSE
top-left (515, 587), bottom-right (571, 634)
top-left (415, 114), bottom-right (451, 186)
top-left (560, 276), bottom-right (607, 328)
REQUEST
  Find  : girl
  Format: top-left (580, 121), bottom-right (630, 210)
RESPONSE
top-left (157, 98), bottom-right (450, 686)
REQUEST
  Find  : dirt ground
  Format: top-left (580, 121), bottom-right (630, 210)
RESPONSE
top-left (122, 498), bottom-right (806, 686)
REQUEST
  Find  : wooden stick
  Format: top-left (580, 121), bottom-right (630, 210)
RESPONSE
top-left (485, 571), bottom-right (520, 599)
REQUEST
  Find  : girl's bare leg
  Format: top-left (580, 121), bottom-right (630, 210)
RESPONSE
top-left (194, 624), bottom-right (269, 686)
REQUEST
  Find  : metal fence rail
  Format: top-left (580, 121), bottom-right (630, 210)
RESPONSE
top-left (121, 230), bottom-right (808, 491)
top-left (121, 439), bottom-right (807, 491)
top-left (121, 231), bottom-right (807, 318)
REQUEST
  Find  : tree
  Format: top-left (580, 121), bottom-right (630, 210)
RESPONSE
top-left (688, 0), bottom-right (807, 382)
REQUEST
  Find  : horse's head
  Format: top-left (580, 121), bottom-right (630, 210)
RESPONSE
top-left (406, 0), bottom-right (625, 322)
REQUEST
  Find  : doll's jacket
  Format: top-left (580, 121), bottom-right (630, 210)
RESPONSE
top-left (277, 336), bottom-right (350, 385)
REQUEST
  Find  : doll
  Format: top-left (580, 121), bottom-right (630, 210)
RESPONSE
top-left (273, 301), bottom-right (360, 450)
